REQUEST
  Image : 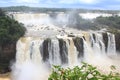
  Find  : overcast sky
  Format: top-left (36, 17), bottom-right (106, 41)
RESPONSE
top-left (0, 0), bottom-right (120, 10)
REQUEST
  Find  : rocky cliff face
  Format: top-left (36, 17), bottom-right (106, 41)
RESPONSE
top-left (0, 44), bottom-right (16, 73)
top-left (115, 33), bottom-right (120, 52)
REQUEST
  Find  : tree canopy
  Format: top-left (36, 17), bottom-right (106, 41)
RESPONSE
top-left (94, 15), bottom-right (120, 29)
top-left (0, 8), bottom-right (26, 46)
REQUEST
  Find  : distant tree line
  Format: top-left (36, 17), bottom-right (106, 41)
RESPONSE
top-left (1, 6), bottom-right (120, 14)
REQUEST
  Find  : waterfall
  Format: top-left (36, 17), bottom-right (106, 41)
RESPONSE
top-left (16, 32), bottom-right (117, 65)
top-left (107, 33), bottom-right (116, 55)
top-left (13, 13), bottom-right (50, 25)
top-left (14, 32), bottom-right (118, 80)
top-left (16, 37), bottom-right (32, 64)
top-left (67, 38), bottom-right (78, 66)
top-left (90, 33), bottom-right (105, 55)
top-left (58, 39), bottom-right (68, 64)
top-left (30, 40), bottom-right (43, 64)
top-left (48, 39), bottom-right (61, 65)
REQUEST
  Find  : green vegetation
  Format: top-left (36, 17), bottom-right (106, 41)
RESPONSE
top-left (66, 14), bottom-right (120, 31)
top-left (94, 15), bottom-right (120, 29)
top-left (49, 63), bottom-right (120, 80)
top-left (0, 8), bottom-right (26, 46)
top-left (0, 8), bottom-right (26, 73)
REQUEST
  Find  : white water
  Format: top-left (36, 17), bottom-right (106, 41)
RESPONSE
top-left (66, 38), bottom-right (78, 66)
top-left (12, 31), bottom-right (120, 80)
top-left (48, 39), bottom-right (61, 65)
top-left (107, 33), bottom-right (116, 55)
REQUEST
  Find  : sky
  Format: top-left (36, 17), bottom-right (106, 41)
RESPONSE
top-left (0, 0), bottom-right (120, 10)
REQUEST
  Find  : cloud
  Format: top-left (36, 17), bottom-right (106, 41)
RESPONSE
top-left (78, 0), bottom-right (99, 4)
top-left (1, 0), bottom-right (120, 10)
top-left (0, 0), bottom-right (14, 3)
top-left (103, 4), bottom-right (120, 10)
top-left (59, 0), bottom-right (78, 4)
top-left (0, 1), bottom-right (7, 3)
top-left (57, 0), bottom-right (102, 4)
top-left (15, 0), bottom-right (39, 3)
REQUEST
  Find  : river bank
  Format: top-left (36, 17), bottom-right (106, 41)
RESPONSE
top-left (0, 73), bottom-right (10, 80)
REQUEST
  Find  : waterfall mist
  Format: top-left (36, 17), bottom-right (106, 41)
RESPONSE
top-left (49, 10), bottom-right (95, 30)
top-left (11, 61), bottom-right (49, 80)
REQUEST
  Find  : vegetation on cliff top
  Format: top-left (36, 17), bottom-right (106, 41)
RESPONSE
top-left (0, 8), bottom-right (26, 73)
top-left (94, 15), bottom-right (120, 29)
top-left (0, 8), bottom-right (26, 46)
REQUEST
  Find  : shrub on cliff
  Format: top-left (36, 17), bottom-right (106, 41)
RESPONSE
top-left (0, 8), bottom-right (26, 46)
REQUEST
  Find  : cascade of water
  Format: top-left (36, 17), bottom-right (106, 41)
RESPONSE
top-left (48, 39), bottom-right (61, 65)
top-left (107, 33), bottom-right (116, 55)
top-left (83, 37), bottom-right (94, 62)
top-left (90, 33), bottom-right (105, 54)
top-left (16, 32), bottom-right (117, 65)
top-left (14, 32), bottom-right (118, 80)
top-left (30, 40), bottom-right (43, 64)
top-left (83, 32), bottom-right (107, 63)
top-left (67, 38), bottom-right (78, 66)
top-left (58, 39), bottom-right (68, 64)
top-left (16, 37), bottom-right (32, 64)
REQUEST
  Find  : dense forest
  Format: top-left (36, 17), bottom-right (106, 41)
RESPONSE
top-left (0, 8), bottom-right (26, 73)
top-left (95, 15), bottom-right (120, 29)
top-left (0, 8), bottom-right (26, 47)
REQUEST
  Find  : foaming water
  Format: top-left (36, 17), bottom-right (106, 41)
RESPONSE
top-left (11, 32), bottom-right (120, 80)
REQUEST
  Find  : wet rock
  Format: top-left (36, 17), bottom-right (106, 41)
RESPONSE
top-left (58, 39), bottom-right (68, 64)
top-left (102, 33), bottom-right (108, 52)
top-left (115, 33), bottom-right (120, 52)
top-left (73, 37), bottom-right (84, 58)
top-left (40, 38), bottom-right (51, 62)
top-left (0, 44), bottom-right (16, 73)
